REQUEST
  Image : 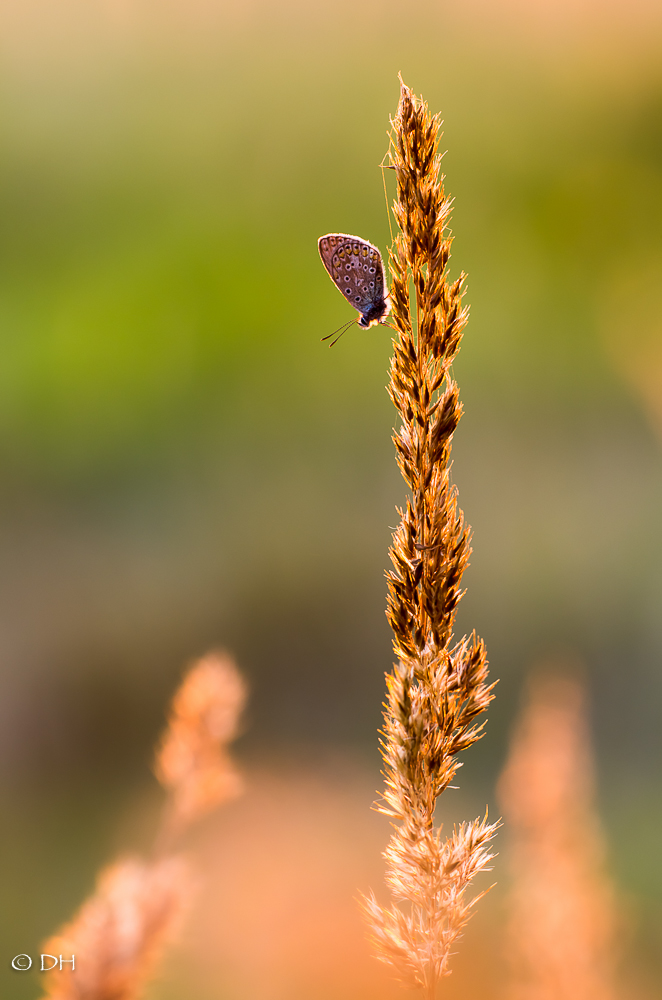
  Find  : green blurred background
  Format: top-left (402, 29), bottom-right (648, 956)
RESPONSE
top-left (1, 0), bottom-right (661, 996)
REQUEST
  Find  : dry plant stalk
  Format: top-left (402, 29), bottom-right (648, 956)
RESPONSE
top-left (362, 79), bottom-right (498, 998)
top-left (40, 857), bottom-right (188, 1000)
top-left (498, 672), bottom-right (618, 1000)
top-left (154, 650), bottom-right (246, 843)
top-left (39, 650), bottom-right (246, 1000)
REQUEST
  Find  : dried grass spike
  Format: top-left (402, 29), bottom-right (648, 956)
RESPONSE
top-left (155, 650), bottom-right (246, 837)
top-left (362, 77), bottom-right (498, 999)
top-left (40, 856), bottom-right (189, 1000)
top-left (498, 671), bottom-right (619, 1000)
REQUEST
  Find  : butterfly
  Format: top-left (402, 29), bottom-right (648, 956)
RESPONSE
top-left (318, 234), bottom-right (391, 345)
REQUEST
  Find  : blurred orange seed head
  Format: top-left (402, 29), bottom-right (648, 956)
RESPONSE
top-left (40, 856), bottom-right (189, 1000)
top-left (155, 650), bottom-right (247, 829)
top-left (498, 671), bottom-right (618, 1000)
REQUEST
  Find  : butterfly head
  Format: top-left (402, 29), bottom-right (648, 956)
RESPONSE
top-left (358, 294), bottom-right (391, 329)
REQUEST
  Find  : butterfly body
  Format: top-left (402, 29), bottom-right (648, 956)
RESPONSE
top-left (318, 234), bottom-right (390, 329)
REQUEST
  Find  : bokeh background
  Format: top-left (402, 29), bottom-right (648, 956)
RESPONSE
top-left (1, 0), bottom-right (661, 997)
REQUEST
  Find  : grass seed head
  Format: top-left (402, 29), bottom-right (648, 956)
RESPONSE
top-left (363, 78), bottom-right (498, 999)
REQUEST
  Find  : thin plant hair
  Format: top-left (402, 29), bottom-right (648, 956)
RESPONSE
top-left (361, 77), bottom-right (499, 999)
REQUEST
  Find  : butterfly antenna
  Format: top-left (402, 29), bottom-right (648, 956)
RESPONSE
top-left (321, 318), bottom-right (355, 347)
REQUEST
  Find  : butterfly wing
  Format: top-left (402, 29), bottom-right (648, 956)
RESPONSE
top-left (318, 234), bottom-right (387, 322)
